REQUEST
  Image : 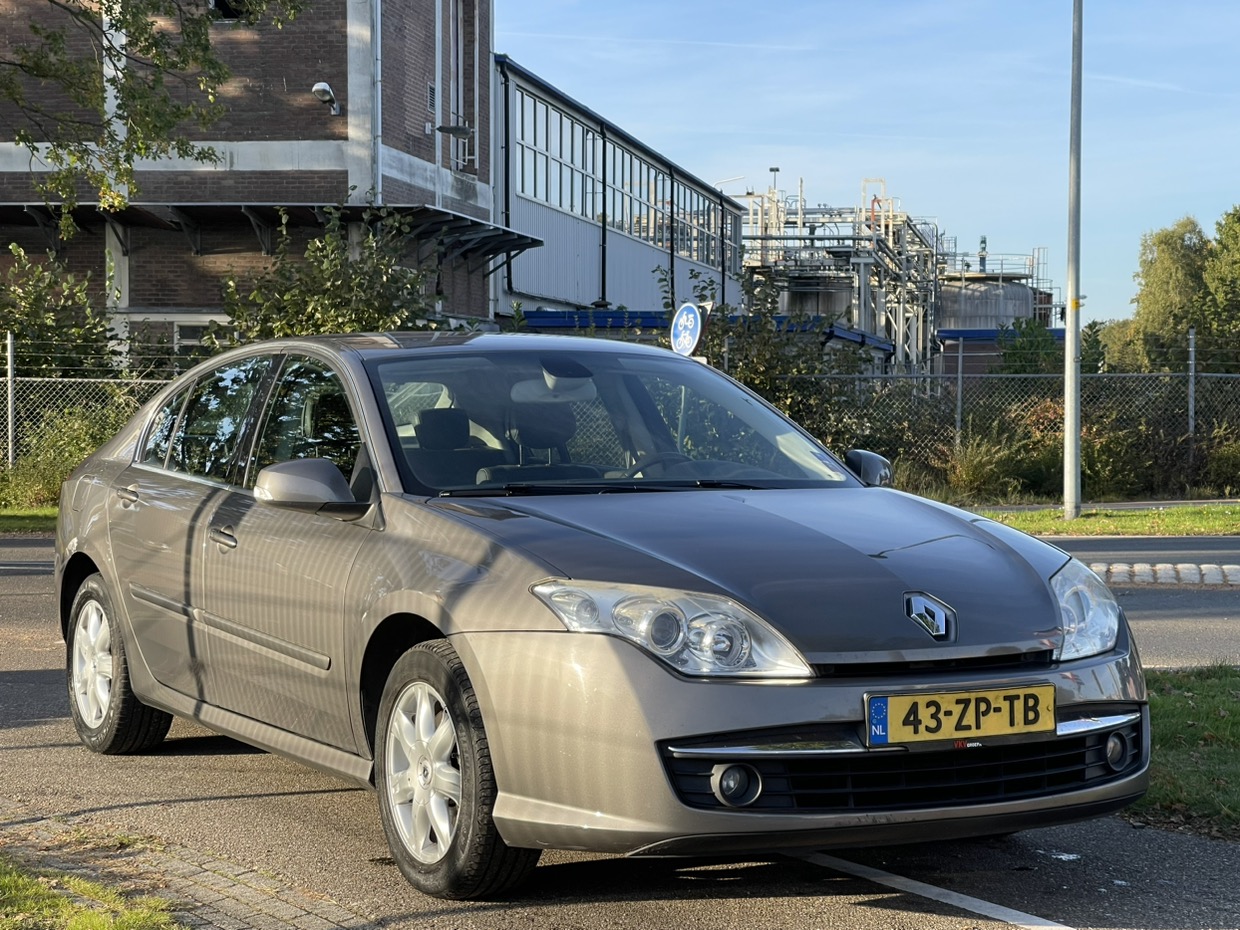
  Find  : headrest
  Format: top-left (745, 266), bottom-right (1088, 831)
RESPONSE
top-left (509, 403), bottom-right (576, 449)
top-left (309, 391), bottom-right (353, 438)
top-left (416, 408), bottom-right (471, 450)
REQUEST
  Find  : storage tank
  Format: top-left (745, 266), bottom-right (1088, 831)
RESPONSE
top-left (778, 275), bottom-right (852, 320)
top-left (937, 280), bottom-right (1034, 329)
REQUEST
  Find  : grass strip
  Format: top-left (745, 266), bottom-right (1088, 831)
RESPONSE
top-left (0, 853), bottom-right (180, 930)
top-left (979, 504), bottom-right (1240, 537)
top-left (0, 507), bottom-right (56, 535)
top-left (1129, 665), bottom-right (1240, 840)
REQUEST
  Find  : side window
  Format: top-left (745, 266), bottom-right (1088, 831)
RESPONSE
top-left (167, 356), bottom-right (272, 482)
top-left (141, 389), bottom-right (190, 467)
top-left (249, 356), bottom-right (362, 487)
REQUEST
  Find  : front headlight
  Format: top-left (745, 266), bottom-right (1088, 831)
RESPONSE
top-left (1051, 558), bottom-right (1121, 661)
top-left (531, 581), bottom-right (812, 678)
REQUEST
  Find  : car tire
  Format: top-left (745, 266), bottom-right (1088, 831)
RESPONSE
top-left (66, 573), bottom-right (173, 754)
top-left (375, 640), bottom-right (540, 899)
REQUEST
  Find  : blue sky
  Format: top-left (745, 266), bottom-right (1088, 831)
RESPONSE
top-left (494, 0), bottom-right (1240, 323)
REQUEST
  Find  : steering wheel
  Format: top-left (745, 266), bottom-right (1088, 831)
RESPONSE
top-left (623, 452), bottom-right (692, 478)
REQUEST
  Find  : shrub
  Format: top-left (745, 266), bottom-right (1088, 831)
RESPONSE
top-left (1203, 428), bottom-right (1240, 496)
top-left (940, 428), bottom-right (1023, 503)
top-left (0, 394), bottom-right (138, 507)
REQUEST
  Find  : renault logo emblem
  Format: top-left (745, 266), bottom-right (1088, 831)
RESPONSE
top-left (905, 593), bottom-right (955, 641)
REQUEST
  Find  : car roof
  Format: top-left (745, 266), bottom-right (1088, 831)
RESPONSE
top-left (241, 331), bottom-right (677, 362)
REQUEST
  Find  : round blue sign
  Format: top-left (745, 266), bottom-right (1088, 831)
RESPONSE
top-left (671, 302), bottom-right (702, 357)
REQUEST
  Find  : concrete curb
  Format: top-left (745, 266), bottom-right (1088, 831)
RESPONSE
top-left (1090, 562), bottom-right (1240, 587)
top-left (0, 797), bottom-right (378, 930)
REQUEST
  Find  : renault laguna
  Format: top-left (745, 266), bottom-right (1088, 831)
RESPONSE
top-left (55, 333), bottom-right (1148, 899)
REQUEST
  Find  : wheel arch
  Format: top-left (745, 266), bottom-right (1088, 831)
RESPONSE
top-left (359, 612), bottom-right (444, 764)
top-left (59, 552), bottom-right (102, 638)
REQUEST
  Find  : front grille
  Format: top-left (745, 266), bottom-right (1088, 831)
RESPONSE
top-left (662, 719), bottom-right (1142, 813)
top-left (813, 649), bottom-right (1056, 679)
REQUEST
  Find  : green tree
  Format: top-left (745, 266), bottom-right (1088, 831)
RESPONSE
top-left (0, 243), bottom-right (115, 375)
top-left (1131, 216), bottom-right (1210, 372)
top-left (1202, 205), bottom-right (1240, 370)
top-left (1096, 318), bottom-right (1145, 372)
top-left (1081, 319), bottom-right (1107, 373)
top-left (993, 317), bottom-right (1061, 373)
top-left (215, 207), bottom-right (436, 344)
top-left (1, 0), bottom-right (299, 231)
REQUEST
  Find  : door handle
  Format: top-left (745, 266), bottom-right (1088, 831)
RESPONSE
top-left (209, 526), bottom-right (238, 550)
top-left (116, 486), bottom-right (141, 506)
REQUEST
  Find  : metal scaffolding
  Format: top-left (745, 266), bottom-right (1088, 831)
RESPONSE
top-left (741, 178), bottom-right (939, 370)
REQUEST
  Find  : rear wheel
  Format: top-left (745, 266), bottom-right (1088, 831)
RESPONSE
top-left (66, 574), bottom-right (172, 754)
top-left (375, 640), bottom-right (539, 899)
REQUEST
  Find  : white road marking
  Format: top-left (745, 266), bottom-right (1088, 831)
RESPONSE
top-left (800, 852), bottom-right (1076, 930)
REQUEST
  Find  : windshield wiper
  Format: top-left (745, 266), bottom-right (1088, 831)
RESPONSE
top-left (438, 479), bottom-right (770, 497)
top-left (439, 482), bottom-right (677, 497)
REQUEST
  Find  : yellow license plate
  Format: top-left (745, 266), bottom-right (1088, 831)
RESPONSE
top-left (867, 684), bottom-right (1056, 746)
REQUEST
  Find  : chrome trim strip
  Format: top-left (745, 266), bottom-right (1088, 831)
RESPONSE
top-left (131, 583), bottom-right (332, 671)
top-left (667, 712), bottom-right (1143, 758)
top-left (195, 609), bottom-right (332, 671)
top-left (1056, 712), bottom-right (1141, 737)
top-left (130, 583), bottom-right (193, 618)
top-left (666, 740), bottom-right (902, 758)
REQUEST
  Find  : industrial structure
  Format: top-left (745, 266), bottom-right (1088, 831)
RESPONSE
top-left (739, 174), bottom-right (1059, 373)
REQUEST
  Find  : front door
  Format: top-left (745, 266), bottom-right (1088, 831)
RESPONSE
top-left (196, 355), bottom-right (372, 751)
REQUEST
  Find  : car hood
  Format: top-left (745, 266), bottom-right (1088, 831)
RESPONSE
top-left (428, 489), bottom-right (1072, 663)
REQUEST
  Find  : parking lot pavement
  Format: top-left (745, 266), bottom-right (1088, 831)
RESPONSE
top-left (0, 796), bottom-right (378, 930)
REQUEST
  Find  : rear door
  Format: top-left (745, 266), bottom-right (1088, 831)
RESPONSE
top-left (107, 355), bottom-right (273, 700)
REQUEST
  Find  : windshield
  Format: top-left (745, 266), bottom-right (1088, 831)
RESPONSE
top-left (367, 347), bottom-right (858, 494)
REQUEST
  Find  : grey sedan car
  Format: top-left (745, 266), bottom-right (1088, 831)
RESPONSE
top-left (56, 333), bottom-right (1147, 900)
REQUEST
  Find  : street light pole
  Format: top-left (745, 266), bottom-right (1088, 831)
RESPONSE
top-left (1064, 0), bottom-right (1083, 520)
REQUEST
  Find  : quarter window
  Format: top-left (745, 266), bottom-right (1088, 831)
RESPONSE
top-left (141, 389), bottom-right (190, 468)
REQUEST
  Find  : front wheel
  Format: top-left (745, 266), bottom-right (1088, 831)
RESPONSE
top-left (375, 640), bottom-right (539, 899)
top-left (66, 573), bottom-right (172, 754)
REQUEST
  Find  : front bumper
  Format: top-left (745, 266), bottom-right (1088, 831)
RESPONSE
top-left (453, 629), bottom-right (1148, 856)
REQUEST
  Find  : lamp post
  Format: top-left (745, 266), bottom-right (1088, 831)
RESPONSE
top-left (1064, 0), bottom-right (1083, 520)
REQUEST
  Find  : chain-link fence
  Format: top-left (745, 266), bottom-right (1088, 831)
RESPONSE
top-left (791, 372), bottom-right (1240, 497)
top-left (5, 336), bottom-right (1240, 500)
top-left (3, 376), bottom-right (170, 468)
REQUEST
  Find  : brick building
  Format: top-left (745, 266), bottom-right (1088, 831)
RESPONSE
top-left (0, 0), bottom-right (537, 352)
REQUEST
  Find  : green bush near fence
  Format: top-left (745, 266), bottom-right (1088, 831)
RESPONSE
top-left (780, 371), bottom-right (1240, 503)
top-left (0, 394), bottom-right (138, 507)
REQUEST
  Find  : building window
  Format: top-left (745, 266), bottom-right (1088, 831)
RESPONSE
top-left (211, 0), bottom-right (245, 20)
top-left (511, 85), bottom-right (741, 274)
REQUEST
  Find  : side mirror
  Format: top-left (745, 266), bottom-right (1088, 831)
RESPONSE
top-left (845, 449), bottom-right (893, 487)
top-left (255, 458), bottom-right (364, 516)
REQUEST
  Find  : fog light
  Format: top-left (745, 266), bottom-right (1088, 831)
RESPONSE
top-left (710, 763), bottom-right (762, 808)
top-left (1104, 732), bottom-right (1129, 771)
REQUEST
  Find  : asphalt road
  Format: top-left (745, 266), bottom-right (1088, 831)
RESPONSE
top-left (3, 537), bottom-right (1239, 930)
top-left (1051, 536), bottom-right (1240, 566)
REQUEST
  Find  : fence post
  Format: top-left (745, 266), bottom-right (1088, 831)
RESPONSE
top-left (6, 331), bottom-right (13, 469)
top-left (1187, 326), bottom-right (1196, 439)
top-left (954, 339), bottom-right (964, 448)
